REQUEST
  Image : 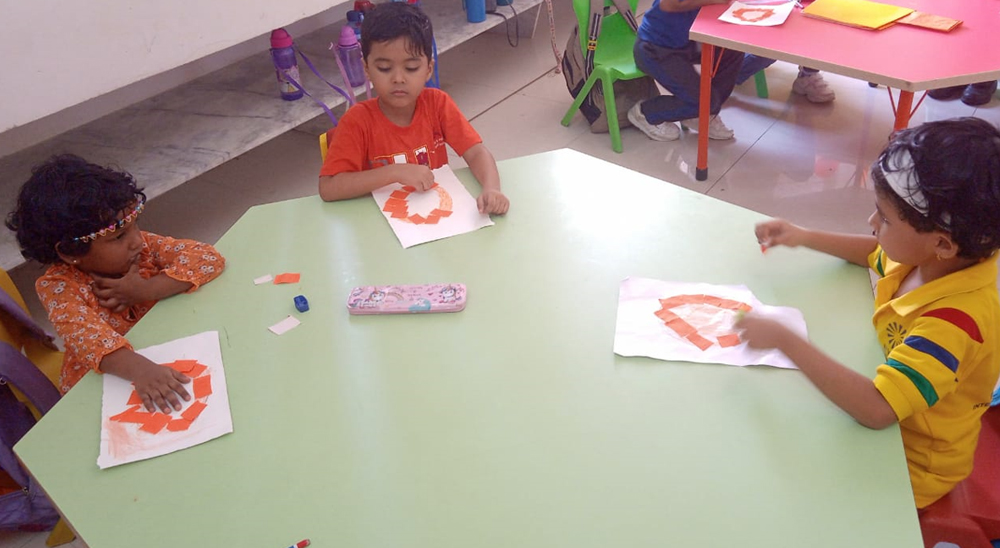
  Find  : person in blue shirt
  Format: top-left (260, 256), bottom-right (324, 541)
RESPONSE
top-left (628, 0), bottom-right (742, 142)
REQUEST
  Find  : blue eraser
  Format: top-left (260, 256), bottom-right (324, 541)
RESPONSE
top-left (294, 295), bottom-right (309, 312)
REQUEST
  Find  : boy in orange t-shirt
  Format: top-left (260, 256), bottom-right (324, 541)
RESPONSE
top-left (318, 2), bottom-right (509, 215)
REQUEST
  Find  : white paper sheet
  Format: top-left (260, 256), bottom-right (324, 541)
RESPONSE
top-left (719, 1), bottom-right (796, 26)
top-left (98, 331), bottom-right (233, 469)
top-left (614, 277), bottom-right (807, 369)
top-left (371, 165), bottom-right (494, 248)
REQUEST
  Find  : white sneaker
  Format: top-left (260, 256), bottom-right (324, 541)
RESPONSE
top-left (680, 115), bottom-right (735, 140)
top-left (791, 72), bottom-right (836, 103)
top-left (627, 102), bottom-right (680, 141)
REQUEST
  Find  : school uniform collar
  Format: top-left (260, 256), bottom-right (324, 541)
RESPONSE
top-left (886, 256), bottom-right (998, 316)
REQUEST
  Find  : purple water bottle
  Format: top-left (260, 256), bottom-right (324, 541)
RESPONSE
top-left (334, 26), bottom-right (367, 88)
top-left (270, 28), bottom-right (304, 101)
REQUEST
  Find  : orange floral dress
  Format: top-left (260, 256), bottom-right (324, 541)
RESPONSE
top-left (35, 231), bottom-right (225, 393)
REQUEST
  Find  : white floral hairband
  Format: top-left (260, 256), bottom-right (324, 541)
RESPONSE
top-left (71, 198), bottom-right (146, 243)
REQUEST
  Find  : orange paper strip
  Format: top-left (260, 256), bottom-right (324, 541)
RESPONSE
top-left (389, 190), bottom-right (409, 200)
top-left (181, 401), bottom-right (208, 422)
top-left (165, 359), bottom-right (199, 373)
top-left (717, 334), bottom-right (743, 348)
top-left (686, 333), bottom-right (714, 351)
top-left (408, 214), bottom-right (426, 224)
top-left (126, 391), bottom-right (142, 406)
top-left (187, 362), bottom-right (208, 377)
top-left (139, 413), bottom-right (172, 434)
top-left (110, 405), bottom-right (145, 423)
top-left (273, 273), bottom-right (301, 284)
top-left (193, 375), bottom-right (213, 399)
top-left (166, 418), bottom-right (193, 432)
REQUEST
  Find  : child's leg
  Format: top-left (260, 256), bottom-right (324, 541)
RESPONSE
top-left (632, 40), bottom-right (704, 123)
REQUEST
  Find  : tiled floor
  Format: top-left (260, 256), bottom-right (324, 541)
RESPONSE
top-left (3, 3), bottom-right (999, 545)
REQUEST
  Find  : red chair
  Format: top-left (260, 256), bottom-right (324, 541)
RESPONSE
top-left (919, 405), bottom-right (1000, 548)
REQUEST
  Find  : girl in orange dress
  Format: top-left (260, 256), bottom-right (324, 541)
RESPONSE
top-left (6, 154), bottom-right (225, 412)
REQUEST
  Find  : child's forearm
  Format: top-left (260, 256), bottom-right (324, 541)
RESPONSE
top-left (799, 231), bottom-right (877, 267)
top-left (319, 170), bottom-right (396, 202)
top-left (780, 335), bottom-right (898, 429)
top-left (463, 144), bottom-right (501, 193)
top-left (143, 273), bottom-right (194, 301)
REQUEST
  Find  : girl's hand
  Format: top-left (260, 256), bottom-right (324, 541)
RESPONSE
top-left (755, 219), bottom-right (806, 251)
top-left (390, 164), bottom-right (436, 192)
top-left (477, 189), bottom-right (510, 215)
top-left (92, 263), bottom-right (148, 313)
top-left (132, 361), bottom-right (192, 413)
top-left (735, 313), bottom-right (796, 351)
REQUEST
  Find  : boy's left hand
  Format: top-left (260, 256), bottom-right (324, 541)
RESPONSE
top-left (477, 189), bottom-right (510, 215)
top-left (92, 264), bottom-right (148, 313)
top-left (735, 313), bottom-right (794, 350)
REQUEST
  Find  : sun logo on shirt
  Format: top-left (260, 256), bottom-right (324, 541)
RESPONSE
top-left (885, 322), bottom-right (907, 350)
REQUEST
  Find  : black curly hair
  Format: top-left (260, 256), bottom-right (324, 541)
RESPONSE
top-left (5, 154), bottom-right (146, 264)
top-left (360, 2), bottom-right (434, 61)
top-left (871, 117), bottom-right (1000, 260)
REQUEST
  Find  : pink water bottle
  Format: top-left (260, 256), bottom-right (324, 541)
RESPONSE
top-left (270, 28), bottom-right (304, 101)
top-left (334, 26), bottom-right (367, 88)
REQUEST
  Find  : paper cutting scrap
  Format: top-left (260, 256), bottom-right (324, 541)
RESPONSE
top-left (274, 273), bottom-right (301, 284)
top-left (269, 315), bottom-right (301, 335)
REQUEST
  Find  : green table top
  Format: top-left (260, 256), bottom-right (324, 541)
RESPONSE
top-left (16, 149), bottom-right (921, 547)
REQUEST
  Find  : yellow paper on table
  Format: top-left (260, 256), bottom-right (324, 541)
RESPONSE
top-left (803, 0), bottom-right (913, 30)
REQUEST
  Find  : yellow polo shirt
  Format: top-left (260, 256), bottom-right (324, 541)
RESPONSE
top-left (869, 247), bottom-right (1000, 508)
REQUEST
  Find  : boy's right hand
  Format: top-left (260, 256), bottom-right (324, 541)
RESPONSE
top-left (755, 219), bottom-right (806, 250)
top-left (389, 164), bottom-right (436, 192)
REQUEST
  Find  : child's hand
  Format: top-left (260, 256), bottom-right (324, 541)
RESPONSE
top-left (92, 263), bottom-right (149, 313)
top-left (755, 219), bottom-right (806, 251)
top-left (390, 164), bottom-right (436, 192)
top-left (477, 189), bottom-right (510, 215)
top-left (735, 312), bottom-right (795, 350)
top-left (131, 361), bottom-right (192, 413)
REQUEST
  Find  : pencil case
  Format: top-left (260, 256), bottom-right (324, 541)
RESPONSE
top-left (346, 283), bottom-right (467, 314)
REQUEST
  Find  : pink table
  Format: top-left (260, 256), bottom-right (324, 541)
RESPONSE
top-left (689, 0), bottom-right (1000, 180)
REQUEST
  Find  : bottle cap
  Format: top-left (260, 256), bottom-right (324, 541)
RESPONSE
top-left (270, 28), bottom-right (294, 49)
top-left (339, 25), bottom-right (359, 47)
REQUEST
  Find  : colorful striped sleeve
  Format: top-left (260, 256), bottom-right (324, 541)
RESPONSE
top-left (867, 247), bottom-right (887, 278)
top-left (873, 308), bottom-right (982, 420)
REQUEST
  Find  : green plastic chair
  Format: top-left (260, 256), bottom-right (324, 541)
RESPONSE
top-left (754, 70), bottom-right (768, 98)
top-left (560, 0), bottom-right (645, 153)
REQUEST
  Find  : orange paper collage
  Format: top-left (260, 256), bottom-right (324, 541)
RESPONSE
top-left (381, 183), bottom-right (455, 225)
top-left (654, 294), bottom-right (752, 351)
top-left (109, 359), bottom-right (213, 435)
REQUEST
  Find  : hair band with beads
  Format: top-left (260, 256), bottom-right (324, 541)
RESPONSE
top-left (72, 198), bottom-right (146, 243)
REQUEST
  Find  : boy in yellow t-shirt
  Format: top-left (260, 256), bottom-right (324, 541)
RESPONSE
top-left (737, 117), bottom-right (1000, 508)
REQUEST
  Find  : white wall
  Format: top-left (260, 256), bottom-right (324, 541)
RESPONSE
top-left (0, 0), bottom-right (348, 135)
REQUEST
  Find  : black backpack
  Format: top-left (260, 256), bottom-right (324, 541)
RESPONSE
top-left (561, 0), bottom-right (659, 133)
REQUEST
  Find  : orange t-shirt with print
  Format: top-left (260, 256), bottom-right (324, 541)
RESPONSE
top-left (319, 87), bottom-right (482, 177)
top-left (36, 231), bottom-right (225, 393)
